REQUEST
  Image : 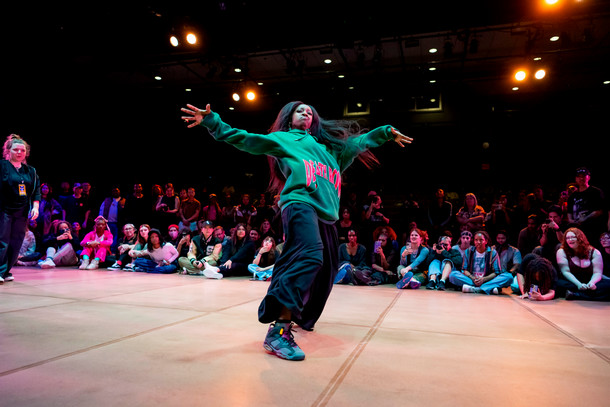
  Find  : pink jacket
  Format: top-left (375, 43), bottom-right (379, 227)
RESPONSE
top-left (80, 230), bottom-right (114, 255)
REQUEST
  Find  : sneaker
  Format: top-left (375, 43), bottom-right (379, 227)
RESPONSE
top-left (202, 264), bottom-right (223, 279)
top-left (426, 279), bottom-right (437, 290)
top-left (491, 287), bottom-right (499, 295)
top-left (79, 259), bottom-right (90, 270)
top-left (334, 263), bottom-right (352, 284)
top-left (263, 321), bottom-right (305, 361)
top-left (86, 259), bottom-right (99, 270)
top-left (462, 284), bottom-right (481, 294)
top-left (436, 280), bottom-right (446, 291)
top-left (39, 258), bottom-right (56, 269)
top-left (107, 262), bottom-right (122, 270)
top-left (0, 276), bottom-right (4, 284)
top-left (409, 280), bottom-right (421, 289)
top-left (396, 271), bottom-right (414, 289)
top-left (124, 263), bottom-right (135, 271)
top-left (4, 274), bottom-right (14, 282)
top-left (565, 290), bottom-right (576, 301)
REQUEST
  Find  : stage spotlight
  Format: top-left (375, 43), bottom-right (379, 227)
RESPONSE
top-left (534, 69), bottom-right (546, 79)
top-left (514, 70), bottom-right (527, 81)
top-left (186, 33), bottom-right (197, 44)
top-left (170, 35), bottom-right (179, 47)
top-left (232, 93), bottom-right (240, 101)
top-left (246, 91), bottom-right (256, 101)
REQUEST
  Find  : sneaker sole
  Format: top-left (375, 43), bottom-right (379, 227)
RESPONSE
top-left (263, 342), bottom-right (305, 361)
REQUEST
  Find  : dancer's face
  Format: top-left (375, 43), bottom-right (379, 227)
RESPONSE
top-left (291, 104), bottom-right (313, 131)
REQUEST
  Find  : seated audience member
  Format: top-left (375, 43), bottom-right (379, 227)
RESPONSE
top-left (178, 220), bottom-right (223, 278)
top-left (456, 193), bottom-right (486, 233)
top-left (178, 187), bottom-right (201, 232)
top-left (493, 230), bottom-right (522, 293)
top-left (79, 216), bottom-right (113, 270)
top-left (425, 235), bottom-right (463, 291)
top-left (396, 228), bottom-right (430, 289)
top-left (535, 206), bottom-right (565, 267)
top-left (125, 224), bottom-right (151, 270)
top-left (107, 223), bottom-right (138, 270)
top-left (334, 229), bottom-right (370, 284)
top-left (132, 229), bottom-right (179, 274)
top-left (209, 223), bottom-right (256, 277)
top-left (449, 231), bottom-right (513, 295)
top-left (555, 227), bottom-right (610, 301)
top-left (38, 220), bottom-right (79, 268)
top-left (259, 218), bottom-right (277, 243)
top-left (213, 225), bottom-right (229, 247)
top-left (249, 227), bottom-right (261, 249)
top-left (166, 224), bottom-right (190, 258)
top-left (248, 236), bottom-right (280, 281)
top-left (600, 232), bottom-right (610, 277)
top-left (518, 214), bottom-right (541, 256)
top-left (515, 253), bottom-right (557, 301)
top-left (353, 232), bottom-right (398, 285)
top-left (373, 225), bottom-right (400, 253)
top-left (452, 230), bottom-right (472, 266)
top-left (16, 221), bottom-right (42, 266)
top-left (336, 207), bottom-right (355, 245)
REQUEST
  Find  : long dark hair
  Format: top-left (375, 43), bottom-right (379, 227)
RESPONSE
top-left (266, 101), bottom-right (380, 195)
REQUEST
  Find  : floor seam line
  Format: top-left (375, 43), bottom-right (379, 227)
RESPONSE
top-left (0, 297), bottom-right (260, 378)
top-left (510, 296), bottom-right (610, 364)
top-left (311, 290), bottom-right (403, 407)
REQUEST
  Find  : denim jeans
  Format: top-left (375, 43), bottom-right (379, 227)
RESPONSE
top-left (449, 270), bottom-right (513, 294)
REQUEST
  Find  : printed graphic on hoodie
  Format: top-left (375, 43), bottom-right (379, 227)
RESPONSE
top-left (303, 159), bottom-right (341, 197)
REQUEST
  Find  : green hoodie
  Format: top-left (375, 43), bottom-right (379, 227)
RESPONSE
top-left (201, 111), bottom-right (394, 222)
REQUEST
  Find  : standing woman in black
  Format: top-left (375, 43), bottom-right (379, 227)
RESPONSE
top-left (0, 135), bottom-right (40, 283)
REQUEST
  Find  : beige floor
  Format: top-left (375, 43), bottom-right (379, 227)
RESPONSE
top-left (1, 266), bottom-right (609, 407)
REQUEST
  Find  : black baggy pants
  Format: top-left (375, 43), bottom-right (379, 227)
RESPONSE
top-left (258, 203), bottom-right (338, 330)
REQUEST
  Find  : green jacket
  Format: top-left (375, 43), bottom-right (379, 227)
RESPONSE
top-left (201, 111), bottom-right (394, 222)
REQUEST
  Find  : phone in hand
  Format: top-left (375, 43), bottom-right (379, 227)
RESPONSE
top-left (374, 241), bottom-right (381, 252)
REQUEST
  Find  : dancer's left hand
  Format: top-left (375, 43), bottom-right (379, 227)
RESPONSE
top-left (391, 128), bottom-right (413, 147)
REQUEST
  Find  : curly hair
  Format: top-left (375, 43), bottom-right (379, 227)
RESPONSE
top-left (561, 227), bottom-right (592, 259)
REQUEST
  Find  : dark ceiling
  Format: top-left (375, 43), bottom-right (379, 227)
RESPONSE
top-left (3, 1), bottom-right (610, 196)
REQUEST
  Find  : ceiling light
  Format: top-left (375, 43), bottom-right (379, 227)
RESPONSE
top-left (232, 93), bottom-right (240, 101)
top-left (186, 33), bottom-right (197, 44)
top-left (514, 70), bottom-right (527, 81)
top-left (429, 48), bottom-right (438, 54)
top-left (534, 69), bottom-right (546, 80)
top-left (550, 35), bottom-right (560, 42)
top-left (324, 59), bottom-right (332, 64)
top-left (154, 76), bottom-right (162, 81)
top-left (169, 36), bottom-right (179, 47)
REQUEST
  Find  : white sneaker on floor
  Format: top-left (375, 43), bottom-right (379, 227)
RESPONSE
top-left (4, 275), bottom-right (14, 282)
top-left (491, 287), bottom-right (499, 295)
top-left (202, 264), bottom-right (223, 279)
top-left (462, 284), bottom-right (480, 293)
top-left (107, 262), bottom-right (122, 270)
top-left (39, 258), bottom-right (56, 269)
top-left (0, 276), bottom-right (4, 284)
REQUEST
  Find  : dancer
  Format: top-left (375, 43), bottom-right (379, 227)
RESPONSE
top-left (182, 102), bottom-right (412, 360)
top-left (0, 135), bottom-right (40, 284)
